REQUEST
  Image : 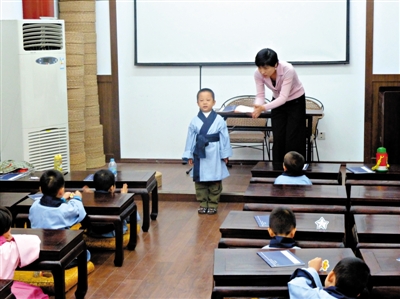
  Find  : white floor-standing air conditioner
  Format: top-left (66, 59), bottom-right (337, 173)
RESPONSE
top-left (0, 19), bottom-right (70, 172)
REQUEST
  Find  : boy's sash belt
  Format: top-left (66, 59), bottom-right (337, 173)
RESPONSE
top-left (193, 133), bottom-right (220, 182)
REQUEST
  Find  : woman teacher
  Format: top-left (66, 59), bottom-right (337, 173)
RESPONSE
top-left (252, 48), bottom-right (306, 163)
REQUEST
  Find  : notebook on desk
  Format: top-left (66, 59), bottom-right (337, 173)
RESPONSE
top-left (257, 250), bottom-right (305, 268)
top-left (346, 166), bottom-right (374, 174)
top-left (0, 173), bottom-right (27, 181)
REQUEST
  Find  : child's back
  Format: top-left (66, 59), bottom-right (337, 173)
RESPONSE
top-left (274, 151), bottom-right (312, 185)
top-left (29, 169), bottom-right (86, 229)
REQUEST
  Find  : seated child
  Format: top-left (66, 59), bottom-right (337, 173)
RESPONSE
top-left (82, 169), bottom-right (139, 237)
top-left (29, 169), bottom-right (90, 266)
top-left (288, 256), bottom-right (370, 299)
top-left (274, 151), bottom-right (312, 185)
top-left (29, 169), bottom-right (87, 229)
top-left (262, 206), bottom-right (299, 249)
top-left (0, 206), bottom-right (49, 299)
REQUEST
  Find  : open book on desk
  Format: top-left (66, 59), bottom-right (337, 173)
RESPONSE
top-left (219, 105), bottom-right (254, 113)
top-left (257, 250), bottom-right (305, 268)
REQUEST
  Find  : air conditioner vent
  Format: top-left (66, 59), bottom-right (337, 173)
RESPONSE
top-left (23, 23), bottom-right (63, 51)
top-left (28, 127), bottom-right (69, 171)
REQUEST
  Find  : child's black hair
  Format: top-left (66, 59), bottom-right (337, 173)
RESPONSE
top-left (93, 169), bottom-right (115, 192)
top-left (197, 88), bottom-right (215, 101)
top-left (40, 169), bottom-right (65, 197)
top-left (284, 151), bottom-right (305, 176)
top-left (269, 206), bottom-right (296, 236)
top-left (0, 206), bottom-right (13, 235)
top-left (333, 257), bottom-right (370, 298)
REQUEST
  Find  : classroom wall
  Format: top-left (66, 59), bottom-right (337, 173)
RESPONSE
top-left (2, 0), bottom-right (396, 162)
top-left (117, 0), bottom-right (367, 162)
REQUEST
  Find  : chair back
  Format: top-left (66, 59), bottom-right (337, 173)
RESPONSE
top-left (221, 95), bottom-right (268, 127)
top-left (306, 96), bottom-right (324, 136)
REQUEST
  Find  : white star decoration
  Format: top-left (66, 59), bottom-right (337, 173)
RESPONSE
top-left (315, 217), bottom-right (329, 230)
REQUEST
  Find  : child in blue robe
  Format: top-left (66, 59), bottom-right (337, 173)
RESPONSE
top-left (182, 88), bottom-right (232, 215)
top-left (29, 169), bottom-right (90, 267)
top-left (288, 256), bottom-right (370, 299)
top-left (82, 169), bottom-right (138, 237)
top-left (29, 169), bottom-right (87, 229)
top-left (274, 151), bottom-right (312, 185)
top-left (262, 206), bottom-right (299, 249)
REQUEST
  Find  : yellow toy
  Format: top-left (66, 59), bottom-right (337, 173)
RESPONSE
top-left (371, 147), bottom-right (389, 172)
top-left (54, 154), bottom-right (63, 172)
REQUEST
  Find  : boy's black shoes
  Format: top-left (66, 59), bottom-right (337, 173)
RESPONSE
top-left (198, 207), bottom-right (208, 214)
top-left (207, 208), bottom-right (217, 215)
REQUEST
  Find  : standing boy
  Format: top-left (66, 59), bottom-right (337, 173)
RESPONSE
top-left (274, 151), bottom-right (312, 185)
top-left (183, 88), bottom-right (232, 215)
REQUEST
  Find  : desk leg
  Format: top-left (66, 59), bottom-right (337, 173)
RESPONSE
top-left (128, 206), bottom-right (137, 250)
top-left (141, 193), bottom-right (150, 232)
top-left (150, 185), bottom-right (158, 221)
top-left (75, 241), bottom-right (88, 299)
top-left (114, 218), bottom-right (124, 267)
top-left (52, 264), bottom-right (66, 299)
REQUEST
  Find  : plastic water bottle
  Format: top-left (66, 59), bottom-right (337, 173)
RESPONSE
top-left (108, 158), bottom-right (117, 177)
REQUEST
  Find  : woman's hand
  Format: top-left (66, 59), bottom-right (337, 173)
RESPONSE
top-left (188, 159), bottom-right (193, 165)
top-left (252, 105), bottom-right (265, 118)
top-left (308, 257), bottom-right (322, 272)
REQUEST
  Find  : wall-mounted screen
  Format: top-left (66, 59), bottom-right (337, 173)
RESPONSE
top-left (134, 0), bottom-right (349, 66)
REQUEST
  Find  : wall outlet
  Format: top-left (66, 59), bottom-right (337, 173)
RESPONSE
top-left (317, 131), bottom-right (326, 140)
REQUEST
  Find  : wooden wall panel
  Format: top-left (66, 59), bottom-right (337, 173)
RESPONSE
top-left (364, 1), bottom-right (400, 163)
top-left (97, 75), bottom-right (120, 161)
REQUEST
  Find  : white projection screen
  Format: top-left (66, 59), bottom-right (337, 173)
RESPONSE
top-left (134, 0), bottom-right (349, 66)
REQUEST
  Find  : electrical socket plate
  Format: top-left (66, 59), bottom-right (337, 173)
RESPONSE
top-left (318, 132), bottom-right (325, 140)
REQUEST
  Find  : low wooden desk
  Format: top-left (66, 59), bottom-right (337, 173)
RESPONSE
top-left (251, 162), bottom-right (342, 183)
top-left (349, 185), bottom-right (400, 207)
top-left (213, 248), bottom-right (354, 287)
top-left (1, 170), bottom-right (158, 233)
top-left (0, 280), bottom-right (15, 299)
top-left (15, 192), bottom-right (137, 267)
top-left (218, 109), bottom-right (323, 162)
top-left (220, 211), bottom-right (345, 242)
top-left (244, 184), bottom-right (347, 206)
top-left (359, 249), bottom-right (400, 287)
top-left (66, 170), bottom-right (157, 233)
top-left (354, 214), bottom-right (400, 247)
top-left (0, 193), bottom-right (29, 208)
top-left (12, 228), bottom-right (87, 299)
top-left (345, 164), bottom-right (400, 181)
top-left (250, 177), bottom-right (339, 185)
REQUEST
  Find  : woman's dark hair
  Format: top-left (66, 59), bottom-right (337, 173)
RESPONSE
top-left (255, 48), bottom-right (279, 67)
top-left (0, 206), bottom-right (13, 235)
top-left (40, 169), bottom-right (65, 197)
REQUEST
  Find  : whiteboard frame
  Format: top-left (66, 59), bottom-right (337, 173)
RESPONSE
top-left (134, 0), bottom-right (350, 66)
